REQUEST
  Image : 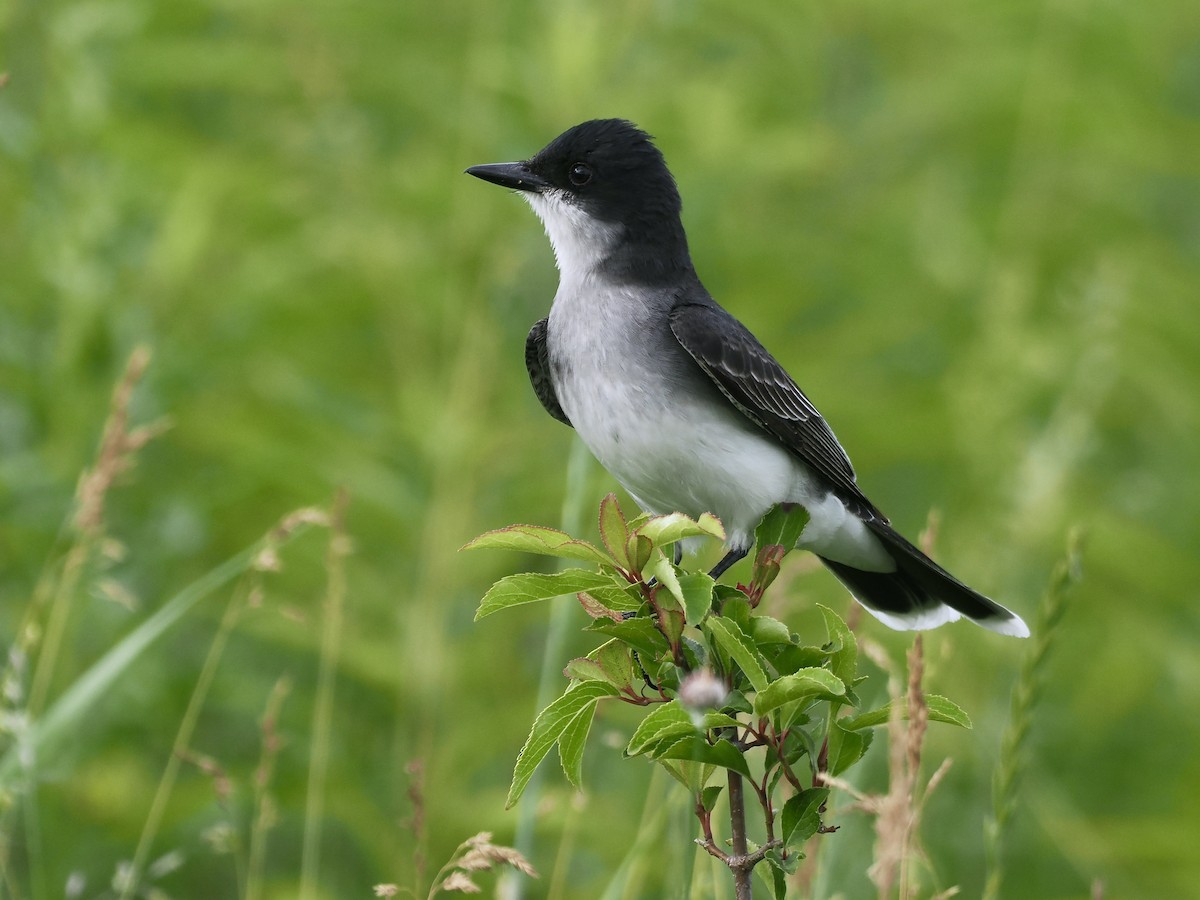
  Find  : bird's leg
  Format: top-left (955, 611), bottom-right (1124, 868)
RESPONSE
top-left (631, 649), bottom-right (660, 693)
top-left (709, 546), bottom-right (749, 580)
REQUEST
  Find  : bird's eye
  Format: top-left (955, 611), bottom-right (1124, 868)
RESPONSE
top-left (568, 162), bottom-right (593, 187)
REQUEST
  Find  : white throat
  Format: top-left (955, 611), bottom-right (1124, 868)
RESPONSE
top-left (525, 190), bottom-right (622, 282)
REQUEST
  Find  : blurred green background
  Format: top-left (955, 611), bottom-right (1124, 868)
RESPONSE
top-left (2, 0), bottom-right (1198, 897)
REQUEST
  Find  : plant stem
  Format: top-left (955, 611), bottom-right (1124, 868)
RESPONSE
top-left (299, 489), bottom-right (350, 900)
top-left (983, 530), bottom-right (1082, 900)
top-left (508, 439), bottom-right (593, 900)
top-left (727, 770), bottom-right (752, 900)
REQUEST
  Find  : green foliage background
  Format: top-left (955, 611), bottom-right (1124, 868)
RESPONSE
top-left (2, 0), bottom-right (1198, 897)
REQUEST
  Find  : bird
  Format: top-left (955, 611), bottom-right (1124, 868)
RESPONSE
top-left (466, 119), bottom-right (1028, 637)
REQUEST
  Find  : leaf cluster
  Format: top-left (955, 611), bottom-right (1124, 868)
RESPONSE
top-left (465, 496), bottom-right (970, 891)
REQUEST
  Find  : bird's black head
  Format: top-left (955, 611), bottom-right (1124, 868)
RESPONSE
top-left (467, 119), bottom-right (691, 283)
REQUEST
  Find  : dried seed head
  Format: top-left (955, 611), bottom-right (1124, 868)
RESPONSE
top-left (678, 668), bottom-right (728, 713)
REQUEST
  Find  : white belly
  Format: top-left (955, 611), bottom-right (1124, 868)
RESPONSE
top-left (547, 285), bottom-right (892, 570)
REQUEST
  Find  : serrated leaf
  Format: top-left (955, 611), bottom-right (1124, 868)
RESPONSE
top-left (700, 712), bottom-right (742, 731)
top-left (700, 784), bottom-right (724, 812)
top-left (506, 680), bottom-right (619, 807)
top-left (723, 689), bottom-right (752, 714)
top-left (625, 531), bottom-right (654, 573)
top-left (678, 572), bottom-right (715, 627)
top-left (626, 512), bottom-right (652, 531)
top-left (626, 701), bottom-right (695, 756)
top-left (646, 551), bottom-right (684, 605)
top-left (564, 644), bottom-right (634, 695)
top-left (750, 505), bottom-right (810, 599)
top-left (476, 570), bottom-right (619, 620)
top-left (750, 544), bottom-right (786, 596)
top-left (655, 596), bottom-right (686, 649)
top-left (558, 702), bottom-right (599, 789)
top-left (563, 657), bottom-right (609, 683)
top-left (706, 618), bottom-right (769, 693)
top-left (769, 644), bottom-right (833, 676)
top-left (750, 615), bottom-right (794, 646)
top-left (818, 604), bottom-right (858, 687)
top-left (598, 494), bottom-right (630, 570)
top-left (461, 524), bottom-right (611, 566)
top-left (753, 668), bottom-right (846, 717)
top-left (840, 694), bottom-right (973, 731)
top-left (756, 857), bottom-right (789, 900)
top-left (660, 759), bottom-right (716, 792)
top-left (656, 736), bottom-right (752, 778)
top-left (781, 787), bottom-right (829, 848)
top-left (827, 719), bottom-right (874, 777)
top-left (634, 511), bottom-right (727, 547)
top-left (579, 583), bottom-right (643, 614)
top-left (577, 592), bottom-right (624, 622)
top-left (754, 503), bottom-right (811, 550)
top-left (778, 727), bottom-right (819, 772)
top-left (717, 594), bottom-right (752, 631)
top-left (592, 639), bottom-right (636, 689)
top-left (586, 616), bottom-right (670, 657)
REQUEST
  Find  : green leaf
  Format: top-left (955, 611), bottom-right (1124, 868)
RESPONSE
top-left (781, 724), bottom-right (820, 768)
top-left (558, 702), bottom-right (600, 789)
top-left (700, 712), bottom-right (742, 731)
top-left (593, 640), bottom-right (636, 688)
top-left (756, 857), bottom-right (789, 900)
top-left (577, 592), bottom-right (623, 622)
top-left (586, 616), bottom-right (670, 657)
top-left (754, 503), bottom-right (811, 549)
top-left (660, 759), bottom-right (715, 792)
top-left (633, 511), bottom-right (726, 547)
top-left (578, 583), bottom-right (643, 614)
top-left (750, 544), bottom-right (787, 597)
top-left (705, 618), bottom-right (769, 693)
top-left (769, 644), bottom-right (833, 676)
top-left (475, 570), bottom-right (618, 620)
top-left (649, 554), bottom-right (714, 627)
top-left (753, 668), bottom-right (846, 717)
top-left (678, 572), bottom-right (716, 627)
top-left (716, 593), bottom-right (752, 630)
top-left (461, 524), bottom-right (611, 567)
top-left (563, 657), bottom-right (610, 683)
top-left (646, 550), bottom-right (684, 605)
top-left (626, 512), bottom-right (652, 531)
top-left (699, 784), bottom-right (724, 812)
top-left (827, 719), bottom-right (874, 777)
top-left (598, 493), bottom-right (631, 570)
top-left (656, 736), bottom-right (752, 778)
top-left (507, 680), bottom-right (619, 808)
top-left (781, 787), bottom-right (829, 848)
top-left (626, 701), bottom-right (695, 756)
top-left (654, 593), bottom-right (686, 649)
top-left (565, 642), bottom-right (636, 691)
top-left (749, 615), bottom-right (794, 646)
top-left (624, 531), bottom-right (654, 573)
top-left (750, 505), bottom-right (810, 598)
top-left (765, 845), bottom-right (803, 876)
top-left (841, 694), bottom-right (973, 731)
top-left (818, 605), bottom-right (858, 687)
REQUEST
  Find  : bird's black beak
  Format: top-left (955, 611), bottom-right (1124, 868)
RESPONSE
top-left (465, 161), bottom-right (549, 193)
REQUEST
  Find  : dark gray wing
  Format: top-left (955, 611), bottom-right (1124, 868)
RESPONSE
top-left (525, 318), bottom-right (572, 427)
top-left (669, 302), bottom-right (884, 521)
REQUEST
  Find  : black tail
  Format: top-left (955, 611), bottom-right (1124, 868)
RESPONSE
top-left (819, 521), bottom-right (1029, 637)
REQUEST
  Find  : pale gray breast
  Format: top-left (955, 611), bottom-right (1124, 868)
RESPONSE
top-left (547, 281), bottom-right (685, 458)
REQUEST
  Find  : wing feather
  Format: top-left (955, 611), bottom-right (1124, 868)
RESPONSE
top-left (669, 302), bottom-right (883, 521)
top-left (525, 318), bottom-right (572, 427)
